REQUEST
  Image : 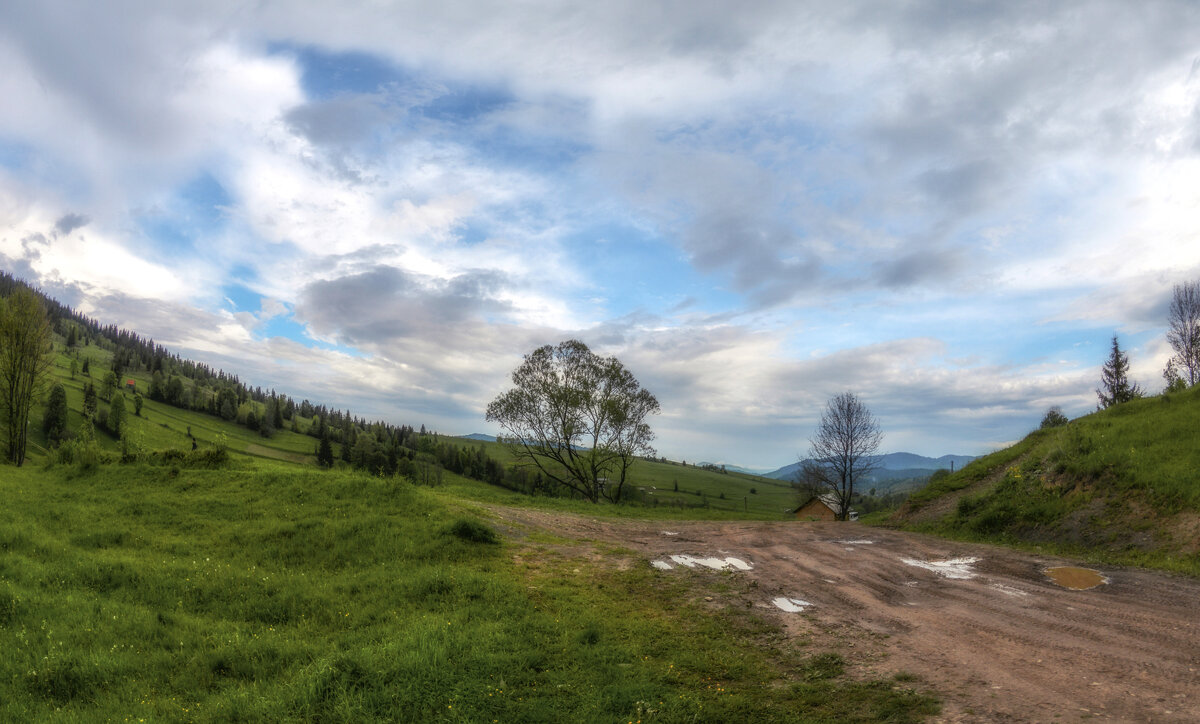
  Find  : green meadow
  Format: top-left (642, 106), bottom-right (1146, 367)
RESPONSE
top-left (0, 462), bottom-right (937, 722)
top-left (0, 341), bottom-right (939, 721)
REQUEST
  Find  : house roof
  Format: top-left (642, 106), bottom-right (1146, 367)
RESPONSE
top-left (793, 492), bottom-right (847, 516)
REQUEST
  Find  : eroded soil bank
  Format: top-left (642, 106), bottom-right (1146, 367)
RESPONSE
top-left (491, 508), bottom-right (1200, 723)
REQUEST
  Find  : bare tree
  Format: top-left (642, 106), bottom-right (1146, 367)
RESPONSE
top-left (799, 391), bottom-right (883, 521)
top-left (0, 287), bottom-right (55, 466)
top-left (486, 340), bottom-right (659, 503)
top-left (1167, 281), bottom-right (1200, 386)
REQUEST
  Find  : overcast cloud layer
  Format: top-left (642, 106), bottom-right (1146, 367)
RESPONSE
top-left (1, 1), bottom-right (1198, 467)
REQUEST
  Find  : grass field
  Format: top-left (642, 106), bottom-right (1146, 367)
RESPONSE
top-left (0, 462), bottom-right (938, 722)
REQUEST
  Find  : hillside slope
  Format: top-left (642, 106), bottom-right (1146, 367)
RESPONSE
top-left (889, 385), bottom-right (1200, 574)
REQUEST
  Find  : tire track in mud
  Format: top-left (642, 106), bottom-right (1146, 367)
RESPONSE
top-left (489, 508), bottom-right (1200, 722)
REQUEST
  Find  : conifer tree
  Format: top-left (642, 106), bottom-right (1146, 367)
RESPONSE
top-left (316, 433), bottom-right (334, 468)
top-left (43, 383), bottom-right (69, 444)
top-left (1096, 335), bottom-right (1143, 408)
top-left (83, 382), bottom-right (98, 419)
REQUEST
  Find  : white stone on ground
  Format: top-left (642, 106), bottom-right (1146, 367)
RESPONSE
top-left (900, 557), bottom-right (980, 579)
top-left (772, 597), bottom-right (813, 612)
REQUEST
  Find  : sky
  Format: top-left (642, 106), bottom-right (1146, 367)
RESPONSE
top-left (1, 1), bottom-right (1198, 470)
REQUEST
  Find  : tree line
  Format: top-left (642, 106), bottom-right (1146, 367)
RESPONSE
top-left (1096, 279), bottom-right (1200, 409)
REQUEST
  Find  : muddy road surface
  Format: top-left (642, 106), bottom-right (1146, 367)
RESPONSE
top-left (491, 509), bottom-right (1200, 723)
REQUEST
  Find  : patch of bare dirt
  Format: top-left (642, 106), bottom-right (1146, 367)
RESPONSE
top-left (489, 506), bottom-right (1200, 723)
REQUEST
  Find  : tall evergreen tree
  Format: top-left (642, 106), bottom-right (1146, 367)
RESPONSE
top-left (1097, 335), bottom-right (1143, 408)
top-left (316, 433), bottom-right (334, 468)
top-left (83, 382), bottom-right (98, 419)
top-left (43, 383), bottom-right (69, 445)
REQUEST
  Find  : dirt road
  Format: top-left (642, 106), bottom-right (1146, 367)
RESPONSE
top-left (491, 509), bottom-right (1200, 723)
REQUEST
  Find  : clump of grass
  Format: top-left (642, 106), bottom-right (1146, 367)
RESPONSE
top-left (447, 517), bottom-right (499, 544)
top-left (801, 652), bottom-right (845, 681)
top-left (576, 623), bottom-right (602, 646)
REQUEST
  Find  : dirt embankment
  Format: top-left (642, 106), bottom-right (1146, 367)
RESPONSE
top-left (491, 507), bottom-right (1200, 723)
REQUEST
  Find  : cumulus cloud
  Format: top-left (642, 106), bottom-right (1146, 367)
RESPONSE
top-left (0, 1), bottom-right (1197, 465)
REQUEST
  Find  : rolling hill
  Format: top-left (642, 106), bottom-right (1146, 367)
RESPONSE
top-left (888, 385), bottom-right (1200, 575)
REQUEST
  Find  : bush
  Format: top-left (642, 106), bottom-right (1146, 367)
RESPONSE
top-left (1040, 406), bottom-right (1068, 429)
top-left (447, 518), bottom-right (499, 544)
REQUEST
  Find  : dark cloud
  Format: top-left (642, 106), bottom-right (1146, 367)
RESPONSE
top-left (295, 265), bottom-right (512, 345)
top-left (286, 94), bottom-right (397, 147)
top-left (873, 247), bottom-right (966, 289)
top-left (53, 213), bottom-right (90, 236)
top-left (0, 251), bottom-right (40, 285)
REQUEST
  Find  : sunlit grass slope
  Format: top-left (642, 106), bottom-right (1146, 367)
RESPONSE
top-left (891, 384), bottom-right (1200, 575)
top-left (0, 464), bottom-right (937, 722)
top-left (34, 345), bottom-right (318, 466)
top-left (450, 436), bottom-right (799, 518)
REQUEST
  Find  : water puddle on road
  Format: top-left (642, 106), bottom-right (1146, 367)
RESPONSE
top-left (1044, 566), bottom-right (1108, 590)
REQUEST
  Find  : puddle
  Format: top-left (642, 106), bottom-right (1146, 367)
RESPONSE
top-left (651, 555), bottom-right (754, 571)
top-left (832, 539), bottom-right (876, 545)
top-left (901, 557), bottom-right (980, 579)
top-left (1044, 566), bottom-right (1108, 590)
top-left (772, 597), bottom-right (813, 612)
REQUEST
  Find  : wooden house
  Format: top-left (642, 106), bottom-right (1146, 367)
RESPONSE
top-left (791, 493), bottom-right (857, 521)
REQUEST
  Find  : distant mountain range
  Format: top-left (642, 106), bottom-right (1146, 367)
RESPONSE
top-left (763, 452), bottom-right (975, 484)
top-left (460, 433), bottom-right (497, 442)
top-left (463, 435), bottom-right (973, 486)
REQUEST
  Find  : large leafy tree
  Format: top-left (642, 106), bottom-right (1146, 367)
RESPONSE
top-left (799, 391), bottom-right (883, 521)
top-left (486, 339), bottom-right (660, 503)
top-left (108, 393), bottom-right (127, 438)
top-left (0, 288), bottom-right (55, 465)
top-left (1166, 280), bottom-right (1200, 386)
top-left (1096, 335), bottom-right (1143, 408)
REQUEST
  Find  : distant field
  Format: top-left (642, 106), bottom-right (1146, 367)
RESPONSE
top-left (448, 436), bottom-right (800, 518)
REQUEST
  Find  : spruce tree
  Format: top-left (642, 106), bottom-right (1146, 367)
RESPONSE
top-left (316, 434), bottom-right (334, 468)
top-left (83, 382), bottom-right (98, 419)
top-left (1096, 335), bottom-right (1143, 408)
top-left (43, 383), bottom-right (69, 444)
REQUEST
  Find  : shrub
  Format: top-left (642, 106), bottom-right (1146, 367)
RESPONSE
top-left (447, 518), bottom-right (499, 544)
top-left (1040, 406), bottom-right (1068, 429)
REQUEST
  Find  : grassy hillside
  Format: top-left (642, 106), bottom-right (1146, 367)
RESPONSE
top-left (36, 344), bottom-right (320, 463)
top-left (0, 461), bottom-right (937, 722)
top-left (889, 385), bottom-right (1200, 575)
